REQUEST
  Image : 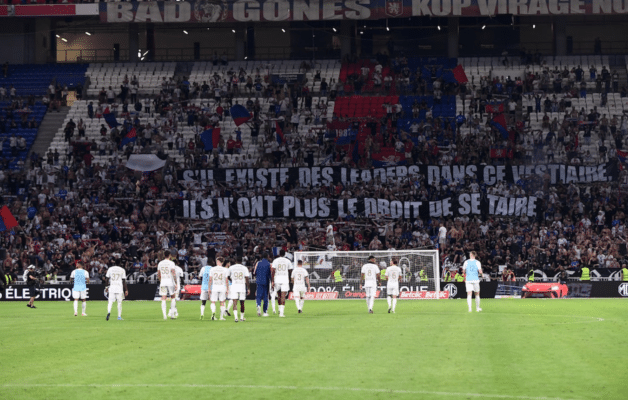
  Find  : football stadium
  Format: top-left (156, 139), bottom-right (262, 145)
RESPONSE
top-left (1, 1), bottom-right (628, 399)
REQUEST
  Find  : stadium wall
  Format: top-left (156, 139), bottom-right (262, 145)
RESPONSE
top-left (0, 19), bottom-right (50, 64)
top-left (2, 282), bottom-right (628, 301)
top-left (0, 284), bottom-right (158, 301)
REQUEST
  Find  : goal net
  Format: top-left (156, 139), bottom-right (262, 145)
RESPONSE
top-left (293, 250), bottom-right (441, 299)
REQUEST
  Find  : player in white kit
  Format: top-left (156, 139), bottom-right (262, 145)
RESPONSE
top-left (157, 249), bottom-right (178, 320)
top-left (269, 278), bottom-right (278, 315)
top-left (462, 251), bottom-right (483, 312)
top-left (271, 250), bottom-right (291, 317)
top-left (70, 261), bottom-right (90, 316)
top-left (227, 257), bottom-right (250, 322)
top-left (291, 260), bottom-right (311, 313)
top-left (169, 264), bottom-right (184, 319)
top-left (361, 255), bottom-right (380, 314)
top-left (105, 265), bottom-right (128, 321)
top-left (385, 259), bottom-right (402, 314)
top-left (209, 256), bottom-right (229, 320)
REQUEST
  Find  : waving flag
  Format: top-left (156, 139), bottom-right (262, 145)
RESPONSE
top-left (617, 150), bottom-right (628, 163)
top-left (371, 147), bottom-right (406, 167)
top-left (120, 127), bottom-right (137, 148)
top-left (230, 104), bottom-right (252, 126)
top-left (490, 148), bottom-right (513, 158)
top-left (352, 140), bottom-right (360, 164)
top-left (275, 121), bottom-right (284, 144)
top-left (0, 205), bottom-right (18, 230)
top-left (452, 65), bottom-right (468, 84)
top-left (490, 114), bottom-right (510, 140)
top-left (201, 127), bottom-right (221, 151)
top-left (486, 102), bottom-right (504, 113)
top-left (103, 107), bottom-right (120, 129)
top-left (335, 129), bottom-right (357, 146)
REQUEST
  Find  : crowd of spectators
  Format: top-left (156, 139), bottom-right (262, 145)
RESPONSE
top-left (2, 53), bottom-right (628, 288)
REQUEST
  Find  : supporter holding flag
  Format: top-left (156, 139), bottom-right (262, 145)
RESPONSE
top-left (275, 120), bottom-right (284, 144)
top-left (490, 113), bottom-right (510, 140)
top-left (0, 205), bottom-right (18, 231)
top-left (120, 127), bottom-right (137, 148)
top-left (452, 65), bottom-right (468, 84)
top-left (230, 104), bottom-right (252, 126)
top-left (485, 102), bottom-right (505, 114)
top-left (201, 127), bottom-right (221, 151)
top-left (103, 107), bottom-right (119, 129)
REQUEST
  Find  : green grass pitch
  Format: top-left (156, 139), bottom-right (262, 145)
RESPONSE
top-left (1, 298), bottom-right (626, 400)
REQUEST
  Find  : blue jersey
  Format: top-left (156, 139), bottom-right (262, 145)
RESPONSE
top-left (71, 269), bottom-right (88, 291)
top-left (463, 259), bottom-right (481, 282)
top-left (200, 266), bottom-right (212, 291)
top-left (255, 259), bottom-right (271, 285)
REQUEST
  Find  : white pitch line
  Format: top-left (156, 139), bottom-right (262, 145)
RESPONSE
top-left (1, 383), bottom-right (578, 400)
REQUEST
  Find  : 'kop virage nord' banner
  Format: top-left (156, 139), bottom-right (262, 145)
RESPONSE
top-left (100, 0), bottom-right (628, 23)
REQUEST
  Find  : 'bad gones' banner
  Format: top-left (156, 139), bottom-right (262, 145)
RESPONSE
top-left (101, 0), bottom-right (628, 23)
top-left (179, 163), bottom-right (613, 189)
top-left (179, 193), bottom-right (539, 220)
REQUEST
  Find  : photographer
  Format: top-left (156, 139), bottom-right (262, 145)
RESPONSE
top-left (0, 263), bottom-right (5, 290)
top-left (23, 265), bottom-right (41, 309)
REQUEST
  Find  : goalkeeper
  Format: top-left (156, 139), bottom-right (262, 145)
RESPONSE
top-left (462, 251), bottom-right (483, 313)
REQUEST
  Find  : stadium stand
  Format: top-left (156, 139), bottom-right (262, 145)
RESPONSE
top-left (85, 62), bottom-right (176, 97)
top-left (0, 51), bottom-right (626, 286)
top-left (0, 63), bottom-right (87, 97)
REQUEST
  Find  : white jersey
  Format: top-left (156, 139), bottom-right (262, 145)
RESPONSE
top-left (174, 265), bottom-right (184, 289)
top-left (210, 266), bottom-right (228, 290)
top-left (157, 259), bottom-right (176, 287)
top-left (228, 264), bottom-right (250, 291)
top-left (361, 263), bottom-right (380, 288)
top-left (271, 256), bottom-right (291, 284)
top-left (106, 266), bottom-right (127, 294)
top-left (291, 267), bottom-right (309, 288)
top-left (385, 265), bottom-right (402, 287)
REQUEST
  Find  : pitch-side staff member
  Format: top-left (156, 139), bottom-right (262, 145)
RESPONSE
top-left (24, 265), bottom-right (40, 309)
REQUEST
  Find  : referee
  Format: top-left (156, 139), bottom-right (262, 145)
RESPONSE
top-left (24, 265), bottom-right (40, 309)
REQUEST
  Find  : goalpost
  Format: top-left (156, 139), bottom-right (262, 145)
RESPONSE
top-left (293, 250), bottom-right (441, 299)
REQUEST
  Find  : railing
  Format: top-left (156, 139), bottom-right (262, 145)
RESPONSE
top-left (57, 49), bottom-right (131, 63)
top-left (58, 45), bottom-right (294, 63)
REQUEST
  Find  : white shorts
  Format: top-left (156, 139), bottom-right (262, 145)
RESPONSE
top-left (465, 281), bottom-right (480, 293)
top-left (293, 286), bottom-right (307, 299)
top-left (200, 290), bottom-right (210, 301)
top-left (387, 286), bottom-right (399, 296)
top-left (364, 286), bottom-right (377, 298)
top-left (274, 282), bottom-right (289, 293)
top-left (109, 292), bottom-right (124, 302)
top-left (210, 288), bottom-right (226, 302)
top-left (159, 285), bottom-right (175, 297)
top-left (72, 290), bottom-right (87, 300)
top-left (229, 289), bottom-right (246, 301)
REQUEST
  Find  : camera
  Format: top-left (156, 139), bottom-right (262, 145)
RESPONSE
top-left (28, 268), bottom-right (46, 287)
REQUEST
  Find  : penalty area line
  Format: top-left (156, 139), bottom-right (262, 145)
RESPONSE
top-left (1, 383), bottom-right (577, 399)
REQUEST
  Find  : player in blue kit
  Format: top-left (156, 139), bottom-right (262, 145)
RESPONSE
top-left (462, 251), bottom-right (483, 313)
top-left (199, 261), bottom-right (212, 320)
top-left (70, 261), bottom-right (90, 316)
top-left (254, 253), bottom-right (271, 317)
